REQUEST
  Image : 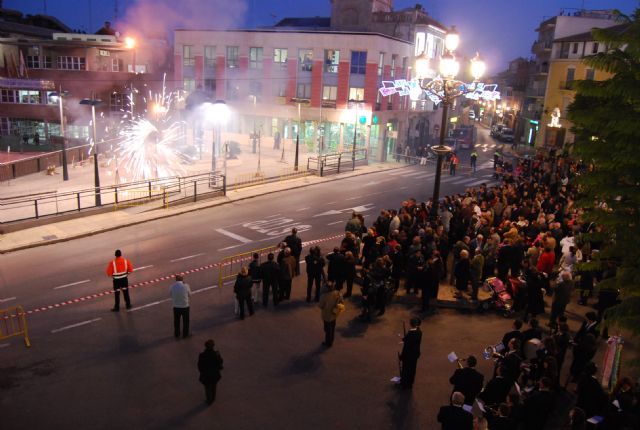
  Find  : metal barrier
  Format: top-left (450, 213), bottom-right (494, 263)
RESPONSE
top-left (0, 305), bottom-right (31, 347)
top-left (217, 244), bottom-right (280, 287)
top-left (232, 171), bottom-right (266, 191)
top-left (307, 149), bottom-right (368, 176)
top-left (279, 166), bottom-right (309, 181)
top-left (113, 188), bottom-right (167, 210)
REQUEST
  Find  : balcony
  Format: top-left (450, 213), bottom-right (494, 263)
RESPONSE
top-left (531, 40), bottom-right (552, 54)
top-left (558, 80), bottom-right (575, 91)
top-left (526, 87), bottom-right (546, 98)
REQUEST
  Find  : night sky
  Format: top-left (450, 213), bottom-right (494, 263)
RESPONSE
top-left (6, 0), bottom-right (639, 73)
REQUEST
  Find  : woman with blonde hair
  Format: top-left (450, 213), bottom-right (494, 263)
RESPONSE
top-left (234, 266), bottom-right (254, 319)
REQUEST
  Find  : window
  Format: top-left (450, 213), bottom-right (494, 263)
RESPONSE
top-left (322, 85), bottom-right (337, 101)
top-left (110, 93), bottom-right (129, 112)
top-left (56, 56), bottom-right (86, 70)
top-left (1, 89), bottom-right (17, 103)
top-left (226, 81), bottom-right (239, 100)
top-left (390, 55), bottom-right (396, 78)
top-left (204, 46), bottom-right (216, 67)
top-left (572, 43), bottom-right (579, 54)
top-left (183, 45), bottom-right (195, 66)
top-left (585, 68), bottom-right (595, 80)
top-left (299, 49), bottom-right (313, 72)
top-left (18, 90), bottom-right (41, 104)
top-left (274, 48), bottom-right (288, 66)
top-left (349, 87), bottom-right (364, 101)
top-left (296, 83), bottom-right (311, 99)
top-left (249, 47), bottom-right (263, 69)
top-left (226, 46), bottom-right (239, 69)
top-left (324, 50), bottom-right (339, 73)
top-left (566, 68), bottom-right (575, 83)
top-left (350, 51), bottom-right (366, 74)
top-left (183, 78), bottom-right (195, 92)
top-left (249, 80), bottom-right (262, 99)
top-left (204, 78), bottom-right (216, 93)
top-left (592, 42), bottom-right (599, 54)
top-left (272, 80), bottom-right (287, 97)
top-left (42, 56), bottom-right (52, 69)
top-left (402, 57), bottom-right (408, 75)
top-left (26, 55), bottom-right (40, 68)
top-left (112, 58), bottom-right (123, 72)
top-left (378, 52), bottom-right (384, 76)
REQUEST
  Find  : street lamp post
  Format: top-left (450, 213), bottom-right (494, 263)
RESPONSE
top-left (294, 101), bottom-right (301, 171)
top-left (350, 97), bottom-right (362, 170)
top-left (414, 27), bottom-right (485, 218)
top-left (205, 100), bottom-right (230, 176)
top-left (80, 97), bottom-right (103, 206)
top-left (50, 88), bottom-right (69, 181)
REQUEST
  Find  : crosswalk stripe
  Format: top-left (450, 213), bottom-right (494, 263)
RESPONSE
top-left (402, 170), bottom-right (430, 177)
top-left (466, 180), bottom-right (489, 187)
top-left (413, 173), bottom-right (435, 179)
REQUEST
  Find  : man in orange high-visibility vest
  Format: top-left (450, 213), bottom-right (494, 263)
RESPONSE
top-left (106, 249), bottom-right (134, 311)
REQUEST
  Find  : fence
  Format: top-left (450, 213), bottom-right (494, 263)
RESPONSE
top-left (0, 305), bottom-right (31, 347)
top-left (0, 172), bottom-right (226, 223)
top-left (307, 148), bottom-right (368, 176)
top-left (231, 166), bottom-right (309, 191)
top-left (217, 244), bottom-right (280, 287)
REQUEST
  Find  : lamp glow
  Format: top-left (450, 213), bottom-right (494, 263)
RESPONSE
top-left (445, 27), bottom-right (460, 52)
top-left (415, 53), bottom-right (430, 80)
top-left (124, 37), bottom-right (136, 49)
top-left (470, 53), bottom-right (486, 81)
top-left (439, 53), bottom-right (459, 78)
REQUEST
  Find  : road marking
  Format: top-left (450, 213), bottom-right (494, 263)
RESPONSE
top-left (192, 285), bottom-right (218, 294)
top-left (218, 243), bottom-right (245, 251)
top-left (53, 279), bottom-right (91, 290)
top-left (170, 253), bottom-right (205, 263)
top-left (265, 214), bottom-right (282, 219)
top-left (413, 173), bottom-right (435, 179)
top-left (134, 265), bottom-right (154, 272)
top-left (296, 207), bottom-right (310, 211)
top-left (215, 228), bottom-right (253, 243)
top-left (0, 343), bottom-right (10, 348)
top-left (51, 318), bottom-right (102, 334)
top-left (466, 180), bottom-right (488, 187)
top-left (327, 220), bottom-right (343, 225)
top-left (326, 201), bottom-right (336, 204)
top-left (127, 299), bottom-right (171, 312)
top-left (346, 196), bottom-right (358, 200)
top-left (399, 186), bottom-right (408, 190)
top-left (0, 296), bottom-right (17, 303)
top-left (403, 171), bottom-right (430, 177)
top-left (450, 177), bottom-right (474, 184)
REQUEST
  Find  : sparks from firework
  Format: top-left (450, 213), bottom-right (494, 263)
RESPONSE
top-left (109, 73), bottom-right (190, 182)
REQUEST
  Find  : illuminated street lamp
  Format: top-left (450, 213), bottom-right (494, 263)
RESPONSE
top-left (79, 97), bottom-right (103, 206)
top-left (204, 100), bottom-right (231, 175)
top-left (415, 28), bottom-right (486, 218)
top-left (49, 88), bottom-right (69, 181)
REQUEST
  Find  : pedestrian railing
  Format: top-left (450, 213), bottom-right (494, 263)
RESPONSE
top-left (279, 166), bottom-right (309, 181)
top-left (232, 171), bottom-right (266, 191)
top-left (217, 245), bottom-right (280, 287)
top-left (0, 305), bottom-right (31, 348)
top-left (308, 149), bottom-right (368, 176)
top-left (0, 172), bottom-right (225, 224)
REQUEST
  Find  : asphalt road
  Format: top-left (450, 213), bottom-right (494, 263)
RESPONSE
top-left (0, 128), bottom-right (523, 429)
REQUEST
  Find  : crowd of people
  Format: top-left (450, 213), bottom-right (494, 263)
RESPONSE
top-left (225, 146), bottom-right (638, 428)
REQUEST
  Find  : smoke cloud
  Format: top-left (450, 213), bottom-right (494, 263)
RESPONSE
top-left (116, 0), bottom-right (248, 39)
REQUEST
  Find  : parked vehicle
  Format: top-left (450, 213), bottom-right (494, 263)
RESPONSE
top-left (451, 125), bottom-right (476, 149)
top-left (499, 128), bottom-right (515, 142)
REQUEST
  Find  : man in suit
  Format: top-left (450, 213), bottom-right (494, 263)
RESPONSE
top-left (449, 355), bottom-right (484, 406)
top-left (501, 319), bottom-right (524, 349)
top-left (522, 377), bottom-right (554, 430)
top-left (259, 253), bottom-right (280, 307)
top-left (479, 365), bottom-right (512, 407)
top-left (198, 339), bottom-right (223, 405)
top-left (399, 317), bottom-right (422, 389)
top-left (437, 391), bottom-right (473, 430)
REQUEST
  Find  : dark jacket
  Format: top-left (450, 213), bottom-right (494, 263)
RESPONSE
top-left (401, 328), bottom-right (422, 361)
top-left (248, 259), bottom-right (261, 281)
top-left (479, 375), bottom-right (511, 406)
top-left (259, 260), bottom-right (280, 283)
top-left (449, 367), bottom-right (484, 405)
top-left (198, 349), bottom-right (223, 384)
top-left (305, 253), bottom-right (325, 277)
top-left (326, 252), bottom-right (346, 281)
top-left (234, 274), bottom-right (253, 298)
top-left (437, 405), bottom-right (473, 430)
top-left (284, 234), bottom-right (302, 258)
top-left (522, 389), bottom-right (554, 430)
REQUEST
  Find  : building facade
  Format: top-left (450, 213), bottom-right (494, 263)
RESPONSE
top-left (0, 9), bottom-right (167, 150)
top-left (522, 9), bottom-right (621, 147)
top-left (174, 0), bottom-right (448, 161)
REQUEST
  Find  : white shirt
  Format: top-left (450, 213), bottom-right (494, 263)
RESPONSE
top-left (169, 281), bottom-right (191, 308)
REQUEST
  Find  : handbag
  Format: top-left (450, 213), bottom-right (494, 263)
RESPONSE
top-left (332, 294), bottom-right (345, 316)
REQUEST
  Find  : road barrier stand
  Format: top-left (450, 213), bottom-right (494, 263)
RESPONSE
top-left (218, 245), bottom-right (280, 286)
top-left (0, 305), bottom-right (31, 347)
top-left (279, 166), bottom-right (309, 181)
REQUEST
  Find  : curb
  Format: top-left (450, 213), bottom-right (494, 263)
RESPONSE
top-left (0, 164), bottom-right (412, 253)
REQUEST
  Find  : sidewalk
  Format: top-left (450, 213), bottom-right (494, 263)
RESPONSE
top-left (0, 161), bottom-right (406, 253)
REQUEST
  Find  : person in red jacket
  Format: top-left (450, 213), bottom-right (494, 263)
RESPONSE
top-left (536, 246), bottom-right (555, 295)
top-left (106, 249), bottom-right (134, 311)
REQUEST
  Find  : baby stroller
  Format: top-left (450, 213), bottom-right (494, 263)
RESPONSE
top-left (479, 277), bottom-right (514, 317)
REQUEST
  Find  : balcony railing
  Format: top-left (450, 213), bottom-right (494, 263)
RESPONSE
top-left (558, 80), bottom-right (575, 90)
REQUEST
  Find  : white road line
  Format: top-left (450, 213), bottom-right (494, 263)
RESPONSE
top-left (0, 296), bottom-right (17, 303)
top-left (265, 214), bottom-right (282, 219)
top-left (296, 207), bottom-right (310, 211)
top-left (215, 228), bottom-right (253, 244)
top-left (399, 186), bottom-right (408, 190)
top-left (134, 265), bottom-right (154, 271)
top-left (403, 171), bottom-right (430, 177)
top-left (128, 299), bottom-right (171, 312)
top-left (218, 243), bottom-right (245, 251)
top-left (327, 220), bottom-right (343, 225)
top-left (326, 201), bottom-right (336, 204)
top-left (466, 180), bottom-right (488, 187)
top-left (192, 285), bottom-right (218, 294)
top-left (51, 318), bottom-right (102, 334)
top-left (170, 253), bottom-right (205, 263)
top-left (450, 177), bottom-right (474, 184)
top-left (53, 279), bottom-right (91, 290)
top-left (346, 196), bottom-right (358, 200)
top-left (0, 343), bottom-right (10, 348)
top-left (413, 173), bottom-right (435, 179)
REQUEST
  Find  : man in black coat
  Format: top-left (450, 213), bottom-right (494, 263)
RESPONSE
top-left (449, 355), bottom-right (484, 406)
top-left (326, 247), bottom-right (346, 291)
top-left (198, 339), bottom-right (224, 405)
top-left (304, 246), bottom-right (325, 302)
top-left (437, 391), bottom-right (473, 430)
top-left (259, 253), bottom-right (280, 307)
top-left (501, 319), bottom-right (524, 349)
top-left (522, 377), bottom-right (554, 430)
top-left (479, 365), bottom-right (512, 407)
top-left (284, 228), bottom-right (303, 276)
top-left (399, 317), bottom-right (422, 389)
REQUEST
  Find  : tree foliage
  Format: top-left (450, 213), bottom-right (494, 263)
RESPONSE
top-left (568, 9), bottom-right (640, 335)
